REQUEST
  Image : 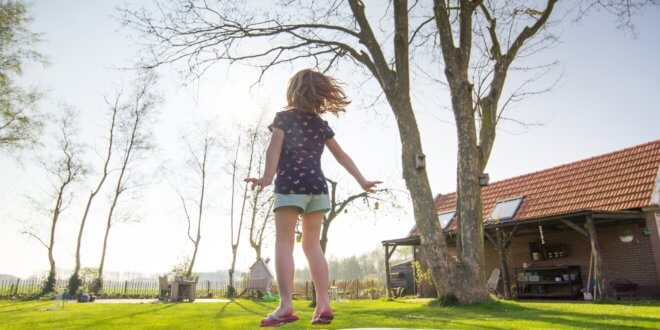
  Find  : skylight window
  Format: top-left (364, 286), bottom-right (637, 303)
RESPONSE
top-left (438, 211), bottom-right (455, 229)
top-left (489, 196), bottom-right (524, 221)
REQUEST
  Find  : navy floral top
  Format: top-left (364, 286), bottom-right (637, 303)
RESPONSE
top-left (269, 110), bottom-right (335, 195)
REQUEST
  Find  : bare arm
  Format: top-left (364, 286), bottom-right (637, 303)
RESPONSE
top-left (326, 137), bottom-right (381, 192)
top-left (245, 128), bottom-right (284, 191)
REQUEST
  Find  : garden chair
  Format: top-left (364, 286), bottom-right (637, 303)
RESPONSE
top-left (158, 276), bottom-right (171, 301)
top-left (487, 268), bottom-right (501, 296)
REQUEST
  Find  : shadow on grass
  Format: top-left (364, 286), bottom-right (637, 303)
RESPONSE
top-left (364, 299), bottom-right (659, 329)
top-left (215, 302), bottom-right (230, 318)
top-left (77, 302), bottom-right (177, 328)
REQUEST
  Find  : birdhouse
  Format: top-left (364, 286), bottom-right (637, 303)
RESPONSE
top-left (415, 153), bottom-right (426, 169)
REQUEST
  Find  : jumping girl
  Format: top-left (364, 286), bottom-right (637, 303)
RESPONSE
top-left (245, 69), bottom-right (381, 327)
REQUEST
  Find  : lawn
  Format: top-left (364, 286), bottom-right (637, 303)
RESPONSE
top-left (0, 298), bottom-right (658, 329)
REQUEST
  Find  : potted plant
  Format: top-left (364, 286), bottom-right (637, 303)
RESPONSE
top-left (619, 230), bottom-right (634, 243)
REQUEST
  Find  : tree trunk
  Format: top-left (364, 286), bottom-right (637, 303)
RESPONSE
top-left (388, 96), bottom-right (457, 298)
top-left (228, 245), bottom-right (238, 297)
top-left (187, 240), bottom-right (200, 277)
top-left (452, 85), bottom-right (488, 302)
top-left (43, 188), bottom-right (65, 294)
top-left (98, 214), bottom-right (112, 279)
top-left (73, 195), bottom-right (93, 274)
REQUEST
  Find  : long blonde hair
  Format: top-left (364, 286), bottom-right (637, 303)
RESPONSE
top-left (285, 69), bottom-right (350, 116)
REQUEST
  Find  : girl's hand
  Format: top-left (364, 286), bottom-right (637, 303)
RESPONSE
top-left (244, 177), bottom-right (272, 192)
top-left (360, 180), bottom-right (382, 193)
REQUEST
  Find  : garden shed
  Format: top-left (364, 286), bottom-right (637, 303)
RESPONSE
top-left (390, 260), bottom-right (415, 296)
top-left (384, 140), bottom-right (660, 300)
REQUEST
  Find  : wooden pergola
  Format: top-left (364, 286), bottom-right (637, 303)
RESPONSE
top-left (382, 210), bottom-right (646, 299)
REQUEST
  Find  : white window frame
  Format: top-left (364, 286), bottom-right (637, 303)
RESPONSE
top-left (438, 211), bottom-right (456, 229)
top-left (489, 196), bottom-right (524, 221)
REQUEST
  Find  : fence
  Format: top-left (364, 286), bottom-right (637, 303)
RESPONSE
top-left (285, 279), bottom-right (387, 300)
top-left (0, 277), bottom-right (249, 299)
top-left (0, 277), bottom-right (386, 300)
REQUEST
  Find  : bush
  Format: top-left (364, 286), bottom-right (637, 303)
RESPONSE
top-left (67, 273), bottom-right (81, 297)
top-left (90, 277), bottom-right (103, 295)
top-left (41, 272), bottom-right (56, 295)
top-left (428, 293), bottom-right (459, 307)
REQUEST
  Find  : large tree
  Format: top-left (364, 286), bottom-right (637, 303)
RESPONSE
top-left (0, 0), bottom-right (45, 152)
top-left (121, 0), bottom-right (656, 302)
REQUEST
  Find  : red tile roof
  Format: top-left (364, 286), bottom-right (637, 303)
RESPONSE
top-left (409, 140), bottom-right (660, 236)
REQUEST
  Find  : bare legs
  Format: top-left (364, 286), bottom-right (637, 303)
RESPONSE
top-left (301, 211), bottom-right (332, 316)
top-left (272, 208), bottom-right (332, 318)
top-left (273, 207), bottom-right (298, 316)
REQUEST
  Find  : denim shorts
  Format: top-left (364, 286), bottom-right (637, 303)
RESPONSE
top-left (273, 194), bottom-right (331, 214)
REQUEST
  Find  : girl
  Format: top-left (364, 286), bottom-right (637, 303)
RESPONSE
top-left (245, 69), bottom-right (380, 327)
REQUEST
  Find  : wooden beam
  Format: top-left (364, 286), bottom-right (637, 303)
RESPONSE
top-left (586, 214), bottom-right (605, 299)
top-left (592, 211), bottom-right (645, 219)
top-left (484, 231), bottom-right (497, 247)
top-left (559, 219), bottom-right (589, 237)
top-left (504, 224), bottom-right (519, 248)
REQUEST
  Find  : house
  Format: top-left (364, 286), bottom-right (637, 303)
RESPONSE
top-left (383, 140), bottom-right (660, 299)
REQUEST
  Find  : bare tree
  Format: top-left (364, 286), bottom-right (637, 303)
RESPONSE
top-left (67, 94), bottom-right (120, 297)
top-left (227, 124), bottom-right (260, 297)
top-left (121, 0), bottom-right (657, 302)
top-left (93, 72), bottom-right (159, 293)
top-left (23, 106), bottom-right (86, 294)
top-left (175, 121), bottom-right (219, 277)
top-left (247, 129), bottom-right (275, 262)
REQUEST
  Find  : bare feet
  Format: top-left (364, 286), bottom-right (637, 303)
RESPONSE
top-left (272, 304), bottom-right (294, 318)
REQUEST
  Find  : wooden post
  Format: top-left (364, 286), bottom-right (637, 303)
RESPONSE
top-left (586, 214), bottom-right (604, 298)
top-left (384, 244), bottom-right (393, 300)
top-left (412, 246), bottom-right (417, 295)
top-left (14, 278), bottom-right (20, 296)
top-left (495, 228), bottom-right (512, 299)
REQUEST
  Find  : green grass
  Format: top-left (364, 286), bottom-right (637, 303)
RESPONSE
top-left (0, 298), bottom-right (658, 329)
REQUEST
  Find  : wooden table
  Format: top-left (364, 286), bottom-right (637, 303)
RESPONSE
top-left (170, 281), bottom-right (196, 302)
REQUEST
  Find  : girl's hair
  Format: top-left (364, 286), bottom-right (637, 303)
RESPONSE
top-left (285, 69), bottom-right (350, 116)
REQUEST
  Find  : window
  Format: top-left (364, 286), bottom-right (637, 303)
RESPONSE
top-left (438, 211), bottom-right (455, 229)
top-left (489, 196), bottom-right (524, 221)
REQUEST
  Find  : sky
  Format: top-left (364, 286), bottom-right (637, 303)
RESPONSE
top-left (0, 1), bottom-right (659, 279)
